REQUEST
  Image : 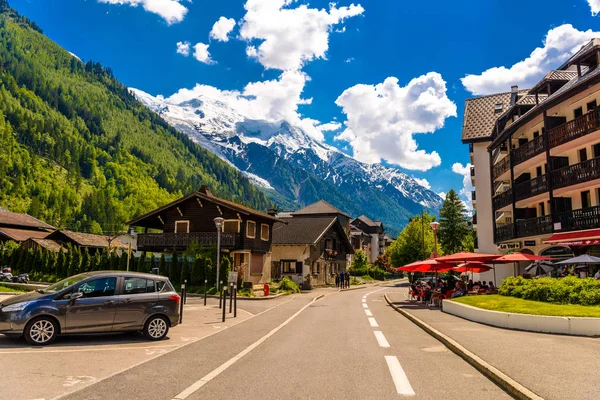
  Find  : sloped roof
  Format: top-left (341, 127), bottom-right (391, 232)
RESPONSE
top-left (355, 215), bottom-right (378, 227)
top-left (0, 210), bottom-right (55, 231)
top-left (272, 217), bottom-right (337, 245)
top-left (47, 230), bottom-right (128, 249)
top-left (27, 238), bottom-right (65, 252)
top-left (462, 92), bottom-right (514, 142)
top-left (0, 228), bottom-right (50, 242)
top-left (292, 200), bottom-right (350, 217)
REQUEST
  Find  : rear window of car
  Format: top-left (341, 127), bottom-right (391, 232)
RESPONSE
top-left (156, 280), bottom-right (174, 293)
top-left (124, 277), bottom-right (158, 295)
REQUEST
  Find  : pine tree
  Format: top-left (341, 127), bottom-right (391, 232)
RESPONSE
top-left (149, 254), bottom-right (156, 274)
top-left (136, 252), bottom-right (146, 273)
top-left (92, 251), bottom-right (101, 271)
top-left (56, 251), bottom-right (66, 278)
top-left (219, 256), bottom-right (231, 288)
top-left (46, 251), bottom-right (56, 276)
top-left (439, 189), bottom-right (470, 255)
top-left (39, 249), bottom-right (48, 275)
top-left (69, 246), bottom-right (81, 276)
top-left (30, 248), bottom-right (41, 273)
top-left (10, 246), bottom-right (20, 271)
top-left (109, 251), bottom-right (119, 270)
top-left (80, 248), bottom-right (91, 273)
top-left (205, 258), bottom-right (214, 288)
top-left (191, 257), bottom-right (203, 286)
top-left (159, 254), bottom-right (166, 276)
top-left (118, 251), bottom-right (128, 271)
top-left (180, 257), bottom-right (189, 285)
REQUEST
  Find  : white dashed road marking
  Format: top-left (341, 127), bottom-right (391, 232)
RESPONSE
top-left (362, 298), bottom-right (367, 303)
top-left (365, 309), bottom-right (373, 316)
top-left (373, 331), bottom-right (390, 348)
top-left (362, 303), bottom-right (368, 308)
top-left (385, 356), bottom-right (415, 396)
top-left (368, 317), bottom-right (379, 327)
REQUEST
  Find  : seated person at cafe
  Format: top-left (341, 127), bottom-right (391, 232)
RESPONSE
top-left (480, 281), bottom-right (488, 289)
top-left (467, 279), bottom-right (474, 291)
top-left (488, 281), bottom-right (495, 289)
top-left (451, 281), bottom-right (466, 298)
top-left (439, 281), bottom-right (448, 295)
top-left (424, 282), bottom-right (433, 302)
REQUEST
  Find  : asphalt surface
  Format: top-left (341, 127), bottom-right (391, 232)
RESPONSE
top-left (388, 292), bottom-right (600, 400)
top-left (48, 283), bottom-right (509, 400)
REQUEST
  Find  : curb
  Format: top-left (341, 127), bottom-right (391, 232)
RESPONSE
top-left (340, 286), bottom-right (367, 292)
top-left (384, 294), bottom-right (545, 400)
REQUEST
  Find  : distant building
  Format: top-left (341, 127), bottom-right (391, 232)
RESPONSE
top-left (351, 215), bottom-right (385, 263)
top-left (0, 210), bottom-right (55, 243)
top-left (350, 225), bottom-right (372, 260)
top-left (127, 186), bottom-right (283, 284)
top-left (43, 230), bottom-right (128, 254)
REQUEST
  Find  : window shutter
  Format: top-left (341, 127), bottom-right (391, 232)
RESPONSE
top-left (296, 262), bottom-right (303, 275)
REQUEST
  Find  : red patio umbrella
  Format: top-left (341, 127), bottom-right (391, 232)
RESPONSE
top-left (454, 262), bottom-right (492, 274)
top-left (435, 251), bottom-right (501, 263)
top-left (494, 253), bottom-right (556, 277)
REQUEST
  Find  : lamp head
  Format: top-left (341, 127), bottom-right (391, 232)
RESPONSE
top-left (214, 217), bottom-right (224, 229)
top-left (430, 221), bottom-right (440, 232)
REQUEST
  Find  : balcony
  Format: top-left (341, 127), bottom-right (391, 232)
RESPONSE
top-left (514, 174), bottom-right (548, 201)
top-left (515, 215), bottom-right (553, 238)
top-left (511, 135), bottom-right (545, 166)
top-left (496, 223), bottom-right (514, 242)
top-left (472, 213), bottom-right (477, 225)
top-left (470, 166), bottom-right (475, 177)
top-left (471, 191), bottom-right (476, 201)
top-left (551, 157), bottom-right (600, 190)
top-left (548, 110), bottom-right (600, 149)
top-left (554, 206), bottom-right (600, 232)
top-left (137, 232), bottom-right (239, 250)
top-left (493, 156), bottom-right (510, 180)
top-left (492, 188), bottom-right (512, 210)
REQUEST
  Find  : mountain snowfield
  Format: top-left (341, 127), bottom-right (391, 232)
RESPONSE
top-left (131, 88), bottom-right (443, 234)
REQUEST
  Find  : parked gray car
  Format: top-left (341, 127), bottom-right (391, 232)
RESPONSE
top-left (0, 271), bottom-right (180, 345)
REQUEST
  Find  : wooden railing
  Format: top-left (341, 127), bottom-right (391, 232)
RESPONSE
top-left (548, 110), bottom-right (600, 148)
top-left (554, 206), bottom-right (600, 232)
top-left (515, 215), bottom-right (553, 238)
top-left (514, 174), bottom-right (548, 201)
top-left (551, 157), bottom-right (600, 190)
top-left (493, 156), bottom-right (510, 180)
top-left (492, 188), bottom-right (512, 210)
top-left (511, 135), bottom-right (545, 166)
top-left (137, 232), bottom-right (239, 249)
top-left (495, 223), bottom-right (514, 242)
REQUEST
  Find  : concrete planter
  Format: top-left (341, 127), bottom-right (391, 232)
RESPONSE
top-left (443, 300), bottom-right (600, 337)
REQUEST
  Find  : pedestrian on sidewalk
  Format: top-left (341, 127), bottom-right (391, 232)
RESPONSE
top-left (335, 273), bottom-right (340, 288)
top-left (345, 271), bottom-right (350, 288)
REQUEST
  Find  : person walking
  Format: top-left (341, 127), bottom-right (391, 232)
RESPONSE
top-left (335, 273), bottom-right (340, 288)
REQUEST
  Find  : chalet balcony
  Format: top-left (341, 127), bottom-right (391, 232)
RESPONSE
top-left (492, 188), bottom-right (512, 210)
top-left (493, 156), bottom-right (510, 180)
top-left (495, 223), bottom-right (514, 242)
top-left (551, 157), bottom-right (600, 190)
top-left (548, 109), bottom-right (600, 149)
top-left (554, 205), bottom-right (600, 232)
top-left (511, 135), bottom-right (545, 167)
top-left (137, 232), bottom-right (240, 250)
top-left (515, 215), bottom-right (553, 238)
top-left (471, 191), bottom-right (476, 201)
top-left (514, 174), bottom-right (548, 201)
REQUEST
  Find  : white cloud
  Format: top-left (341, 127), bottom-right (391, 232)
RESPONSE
top-left (413, 177), bottom-right (431, 190)
top-left (166, 70), bottom-right (325, 139)
top-left (210, 17), bottom-right (236, 42)
top-left (589, 0), bottom-right (600, 15)
top-left (98, 0), bottom-right (187, 24)
top-left (437, 191), bottom-right (447, 200)
top-left (239, 0), bottom-right (364, 71)
top-left (451, 162), bottom-right (474, 210)
top-left (193, 42), bottom-right (214, 64)
top-left (462, 24), bottom-right (600, 95)
top-left (344, 57), bottom-right (354, 63)
top-left (334, 72), bottom-right (457, 171)
top-left (317, 121), bottom-right (342, 132)
top-left (176, 41), bottom-right (190, 56)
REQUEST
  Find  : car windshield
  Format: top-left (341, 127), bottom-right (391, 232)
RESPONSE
top-left (41, 274), bottom-right (91, 293)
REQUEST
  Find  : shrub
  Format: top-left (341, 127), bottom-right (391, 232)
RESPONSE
top-left (278, 277), bottom-right (300, 293)
top-left (499, 276), bottom-right (600, 306)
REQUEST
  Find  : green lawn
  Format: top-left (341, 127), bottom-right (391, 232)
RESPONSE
top-left (452, 295), bottom-right (600, 318)
top-left (0, 285), bottom-right (24, 293)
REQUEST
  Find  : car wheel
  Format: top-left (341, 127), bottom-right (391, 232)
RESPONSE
top-left (144, 315), bottom-right (169, 341)
top-left (24, 317), bottom-right (58, 346)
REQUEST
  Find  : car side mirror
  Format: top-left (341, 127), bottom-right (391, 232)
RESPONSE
top-left (69, 292), bottom-right (83, 303)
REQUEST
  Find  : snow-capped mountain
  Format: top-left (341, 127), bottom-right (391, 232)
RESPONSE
top-left (131, 88), bottom-right (443, 234)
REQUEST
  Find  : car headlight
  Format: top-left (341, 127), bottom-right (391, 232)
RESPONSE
top-left (1, 301), bottom-right (34, 312)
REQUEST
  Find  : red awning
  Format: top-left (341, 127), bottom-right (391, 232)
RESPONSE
top-left (545, 229), bottom-right (600, 245)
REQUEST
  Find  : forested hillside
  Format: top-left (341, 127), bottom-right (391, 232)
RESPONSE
top-left (0, 0), bottom-right (272, 233)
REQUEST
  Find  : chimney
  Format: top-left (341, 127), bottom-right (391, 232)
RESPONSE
top-left (510, 85), bottom-right (518, 105)
top-left (267, 208), bottom-right (278, 216)
top-left (199, 185), bottom-right (212, 196)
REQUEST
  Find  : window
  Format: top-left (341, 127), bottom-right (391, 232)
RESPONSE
top-left (593, 143), bottom-right (600, 159)
top-left (123, 277), bottom-right (156, 295)
top-left (539, 202), bottom-right (545, 217)
top-left (536, 166), bottom-right (543, 177)
top-left (587, 100), bottom-right (597, 112)
top-left (582, 191), bottom-right (591, 209)
top-left (282, 260), bottom-right (296, 273)
top-left (77, 277), bottom-right (117, 298)
top-left (579, 148), bottom-right (588, 163)
top-left (156, 280), bottom-right (173, 292)
top-left (597, 189), bottom-right (600, 206)
top-left (574, 107), bottom-right (583, 118)
top-left (260, 224), bottom-right (269, 241)
top-left (533, 131), bottom-right (539, 139)
top-left (175, 221), bottom-right (189, 233)
top-left (494, 103), bottom-right (503, 113)
top-left (246, 221), bottom-right (256, 238)
top-left (223, 220), bottom-right (240, 234)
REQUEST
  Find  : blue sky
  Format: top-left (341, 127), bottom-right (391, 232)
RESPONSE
top-left (9, 0), bottom-right (600, 207)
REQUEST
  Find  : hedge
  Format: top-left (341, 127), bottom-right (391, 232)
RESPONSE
top-left (499, 276), bottom-right (600, 306)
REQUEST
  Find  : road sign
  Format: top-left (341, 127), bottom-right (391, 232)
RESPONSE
top-left (228, 272), bottom-right (238, 283)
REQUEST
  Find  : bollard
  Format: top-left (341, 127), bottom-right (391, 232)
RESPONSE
top-left (179, 285), bottom-right (185, 324)
top-left (219, 281), bottom-right (223, 309)
top-left (183, 280), bottom-right (187, 305)
top-left (222, 286), bottom-right (227, 322)
top-left (204, 279), bottom-right (208, 306)
top-left (234, 284), bottom-right (237, 318)
top-left (229, 282), bottom-right (233, 313)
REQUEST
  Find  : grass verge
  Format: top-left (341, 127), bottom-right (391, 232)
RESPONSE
top-left (0, 285), bottom-right (25, 293)
top-left (452, 294), bottom-right (600, 318)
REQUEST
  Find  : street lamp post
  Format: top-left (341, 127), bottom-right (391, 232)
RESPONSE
top-left (214, 217), bottom-right (224, 292)
top-left (430, 221), bottom-right (440, 258)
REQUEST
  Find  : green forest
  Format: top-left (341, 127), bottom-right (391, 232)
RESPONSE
top-left (0, 0), bottom-right (272, 234)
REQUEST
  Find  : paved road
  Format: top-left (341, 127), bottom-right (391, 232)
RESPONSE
top-left (54, 284), bottom-right (508, 400)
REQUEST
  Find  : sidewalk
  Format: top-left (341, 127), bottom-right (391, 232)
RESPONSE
top-left (387, 292), bottom-right (600, 400)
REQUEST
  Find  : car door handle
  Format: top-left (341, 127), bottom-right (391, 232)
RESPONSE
top-left (122, 299), bottom-right (133, 304)
top-left (104, 300), bottom-right (116, 306)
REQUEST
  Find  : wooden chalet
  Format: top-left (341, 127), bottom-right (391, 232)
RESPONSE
top-left (43, 230), bottom-right (128, 254)
top-left (0, 210), bottom-right (55, 243)
top-left (126, 186), bottom-right (283, 283)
